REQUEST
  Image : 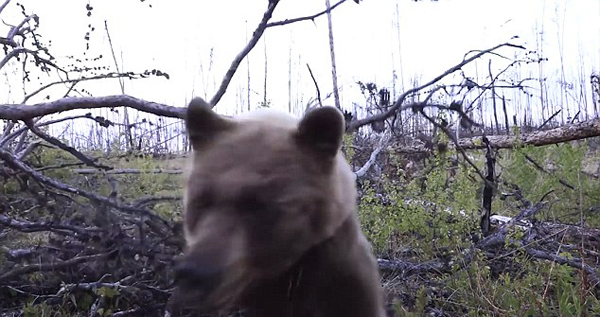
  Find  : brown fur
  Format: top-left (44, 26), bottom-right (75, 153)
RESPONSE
top-left (168, 97), bottom-right (385, 317)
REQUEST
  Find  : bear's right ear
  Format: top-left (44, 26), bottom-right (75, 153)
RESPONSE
top-left (296, 106), bottom-right (345, 158)
top-left (185, 97), bottom-right (234, 149)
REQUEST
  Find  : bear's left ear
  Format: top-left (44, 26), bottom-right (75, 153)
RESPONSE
top-left (185, 97), bottom-right (235, 150)
top-left (296, 106), bottom-right (345, 158)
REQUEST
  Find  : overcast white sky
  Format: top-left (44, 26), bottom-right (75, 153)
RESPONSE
top-left (2, 0), bottom-right (599, 124)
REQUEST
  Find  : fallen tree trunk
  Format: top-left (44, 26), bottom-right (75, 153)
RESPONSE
top-left (0, 95), bottom-right (186, 121)
top-left (392, 118), bottom-right (600, 153)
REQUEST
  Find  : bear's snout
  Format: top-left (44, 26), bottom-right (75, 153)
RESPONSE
top-left (174, 257), bottom-right (223, 293)
top-left (168, 255), bottom-right (228, 314)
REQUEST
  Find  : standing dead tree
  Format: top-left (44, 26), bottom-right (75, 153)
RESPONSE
top-left (325, 0), bottom-right (342, 110)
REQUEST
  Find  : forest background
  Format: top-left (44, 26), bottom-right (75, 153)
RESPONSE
top-left (1, 0), bottom-right (600, 316)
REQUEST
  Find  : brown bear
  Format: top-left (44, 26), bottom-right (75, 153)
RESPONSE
top-left (168, 97), bottom-right (386, 317)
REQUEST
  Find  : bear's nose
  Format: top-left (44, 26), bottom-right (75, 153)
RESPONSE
top-left (174, 259), bottom-right (223, 292)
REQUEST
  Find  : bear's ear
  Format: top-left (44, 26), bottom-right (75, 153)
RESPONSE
top-left (296, 106), bottom-right (345, 158)
top-left (185, 97), bottom-right (234, 149)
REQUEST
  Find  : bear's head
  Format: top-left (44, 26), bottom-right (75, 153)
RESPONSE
top-left (170, 97), bottom-right (357, 313)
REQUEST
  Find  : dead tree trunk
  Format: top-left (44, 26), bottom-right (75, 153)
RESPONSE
top-left (480, 136), bottom-right (496, 236)
top-left (263, 35), bottom-right (268, 107)
top-left (325, 0), bottom-right (341, 110)
top-left (502, 95), bottom-right (510, 135)
top-left (489, 60), bottom-right (500, 135)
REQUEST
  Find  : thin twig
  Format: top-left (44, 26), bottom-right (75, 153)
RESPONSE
top-left (23, 73), bottom-right (139, 103)
top-left (266, 0), bottom-right (347, 27)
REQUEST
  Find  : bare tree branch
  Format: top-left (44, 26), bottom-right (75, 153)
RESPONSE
top-left (1, 46), bottom-right (60, 73)
top-left (0, 214), bottom-right (97, 236)
top-left (266, 0), bottom-right (347, 28)
top-left (0, 47), bottom-right (25, 70)
top-left (33, 161), bottom-right (87, 172)
top-left (346, 42), bottom-right (526, 132)
top-left (16, 139), bottom-right (42, 160)
top-left (0, 0), bottom-right (11, 15)
top-left (0, 115), bottom-right (107, 148)
top-left (132, 195), bottom-right (182, 208)
top-left (25, 119), bottom-right (111, 169)
top-left (306, 64), bottom-right (323, 108)
top-left (22, 72), bottom-right (144, 103)
top-left (7, 13), bottom-right (37, 40)
top-left (0, 95), bottom-right (186, 121)
top-left (209, 0), bottom-right (280, 108)
top-left (526, 248), bottom-right (600, 291)
top-left (54, 276), bottom-right (135, 297)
